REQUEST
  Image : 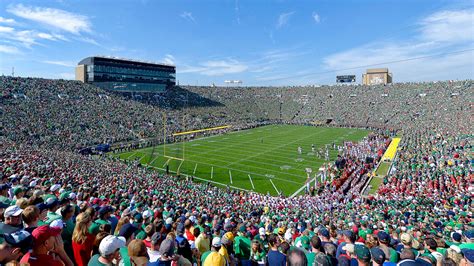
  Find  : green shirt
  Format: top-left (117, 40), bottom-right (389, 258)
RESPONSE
top-left (45, 211), bottom-right (62, 225)
top-left (87, 254), bottom-right (109, 266)
top-left (306, 252), bottom-right (316, 265)
top-left (234, 235), bottom-right (251, 259)
top-left (120, 247), bottom-right (131, 266)
top-left (89, 219), bottom-right (110, 235)
top-left (201, 250), bottom-right (212, 263)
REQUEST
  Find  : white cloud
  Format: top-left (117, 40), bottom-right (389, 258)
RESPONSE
top-left (0, 44), bottom-right (21, 54)
top-left (42, 60), bottom-right (75, 67)
top-left (181, 59), bottom-right (248, 76)
top-left (312, 12), bottom-right (320, 23)
top-left (180, 11), bottom-right (196, 23)
top-left (0, 26), bottom-right (15, 33)
top-left (277, 11), bottom-right (295, 29)
top-left (162, 54), bottom-right (175, 65)
top-left (7, 4), bottom-right (92, 34)
top-left (0, 17), bottom-right (16, 24)
top-left (322, 8), bottom-right (474, 82)
top-left (419, 9), bottom-right (474, 43)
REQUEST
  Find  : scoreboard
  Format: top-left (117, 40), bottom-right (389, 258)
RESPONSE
top-left (336, 75), bottom-right (356, 83)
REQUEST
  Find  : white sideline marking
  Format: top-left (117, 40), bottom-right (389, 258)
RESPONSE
top-left (269, 179), bottom-right (279, 194)
top-left (229, 170), bottom-right (233, 184)
top-left (211, 167), bottom-right (214, 179)
top-left (248, 174), bottom-right (255, 190)
top-left (193, 163), bottom-right (198, 174)
top-left (163, 158), bottom-right (171, 167)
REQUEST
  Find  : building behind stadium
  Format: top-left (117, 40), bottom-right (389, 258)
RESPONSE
top-left (362, 68), bottom-right (393, 85)
top-left (75, 56), bottom-right (176, 93)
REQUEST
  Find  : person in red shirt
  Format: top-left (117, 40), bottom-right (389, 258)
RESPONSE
top-left (20, 225), bottom-right (69, 266)
top-left (72, 212), bottom-right (96, 266)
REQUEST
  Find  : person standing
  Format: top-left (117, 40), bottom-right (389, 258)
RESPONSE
top-left (72, 212), bottom-right (96, 266)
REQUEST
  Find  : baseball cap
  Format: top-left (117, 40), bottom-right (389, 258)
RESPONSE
top-left (50, 219), bottom-right (64, 229)
top-left (377, 231), bottom-right (390, 243)
top-left (451, 232), bottom-right (462, 242)
top-left (159, 238), bottom-right (175, 257)
top-left (142, 210), bottom-right (152, 219)
top-left (464, 229), bottom-right (474, 240)
top-left (35, 202), bottom-right (48, 212)
top-left (462, 249), bottom-right (474, 264)
top-left (355, 245), bottom-right (371, 262)
top-left (4, 205), bottom-right (23, 218)
top-left (3, 230), bottom-right (33, 253)
top-left (32, 225), bottom-right (61, 244)
top-left (99, 235), bottom-right (126, 256)
top-left (50, 184), bottom-right (61, 192)
top-left (400, 233), bottom-right (413, 245)
top-left (342, 243), bottom-right (355, 254)
top-left (118, 223), bottom-right (138, 239)
top-left (212, 237), bottom-right (222, 247)
top-left (151, 232), bottom-right (163, 244)
top-left (370, 247), bottom-right (386, 264)
top-left (320, 228), bottom-right (330, 238)
top-left (98, 206), bottom-right (113, 216)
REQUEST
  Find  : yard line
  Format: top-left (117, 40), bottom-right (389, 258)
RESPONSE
top-left (193, 163), bottom-right (198, 175)
top-left (163, 158), bottom-right (171, 167)
top-left (176, 126), bottom-right (304, 162)
top-left (229, 170), bottom-right (233, 184)
top-left (248, 174), bottom-right (255, 190)
top-left (269, 179), bottom-right (280, 195)
top-left (177, 160), bottom-right (184, 174)
top-left (126, 152), bottom-right (137, 160)
top-left (211, 167), bottom-right (214, 179)
top-left (146, 165), bottom-right (250, 192)
top-left (137, 153), bottom-right (147, 162)
top-left (225, 128), bottom-right (328, 168)
top-left (148, 154), bottom-right (160, 165)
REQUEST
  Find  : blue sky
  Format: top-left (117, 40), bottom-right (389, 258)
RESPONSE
top-left (0, 0), bottom-right (472, 86)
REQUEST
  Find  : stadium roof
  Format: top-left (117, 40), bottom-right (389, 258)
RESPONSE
top-left (78, 55), bottom-right (175, 67)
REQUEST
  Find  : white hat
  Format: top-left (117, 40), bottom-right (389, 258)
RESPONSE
top-left (143, 210), bottom-right (152, 219)
top-left (50, 219), bottom-right (64, 229)
top-left (69, 192), bottom-right (77, 200)
top-left (99, 235), bottom-right (126, 256)
top-left (50, 184), bottom-right (61, 192)
top-left (4, 206), bottom-right (23, 218)
top-left (165, 217), bottom-right (173, 225)
top-left (342, 243), bottom-right (355, 254)
top-left (189, 215), bottom-right (197, 224)
top-left (212, 237), bottom-right (222, 247)
top-left (29, 180), bottom-right (37, 187)
top-left (259, 227), bottom-right (266, 236)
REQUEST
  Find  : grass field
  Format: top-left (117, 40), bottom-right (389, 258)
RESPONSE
top-left (112, 125), bottom-right (370, 196)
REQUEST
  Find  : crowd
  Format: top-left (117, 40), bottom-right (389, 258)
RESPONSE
top-left (0, 76), bottom-right (472, 265)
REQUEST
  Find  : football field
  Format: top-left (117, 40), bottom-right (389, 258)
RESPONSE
top-left (113, 125), bottom-right (369, 196)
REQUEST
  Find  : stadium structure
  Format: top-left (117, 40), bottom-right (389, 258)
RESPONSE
top-left (75, 55), bottom-right (176, 93)
top-left (362, 68), bottom-right (393, 85)
top-left (1, 57), bottom-right (473, 266)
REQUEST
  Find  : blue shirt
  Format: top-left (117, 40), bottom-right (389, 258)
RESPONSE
top-left (266, 250), bottom-right (286, 266)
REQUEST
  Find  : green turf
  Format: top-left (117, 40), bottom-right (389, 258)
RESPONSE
top-left (375, 161), bottom-right (391, 176)
top-left (112, 125), bottom-right (370, 196)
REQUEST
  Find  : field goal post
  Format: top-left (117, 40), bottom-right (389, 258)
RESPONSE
top-left (162, 112), bottom-right (232, 175)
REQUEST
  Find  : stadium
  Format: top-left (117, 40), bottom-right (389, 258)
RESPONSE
top-left (0, 2), bottom-right (473, 266)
